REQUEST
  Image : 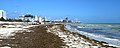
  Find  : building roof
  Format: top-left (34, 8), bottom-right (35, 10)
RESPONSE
top-left (24, 14), bottom-right (34, 18)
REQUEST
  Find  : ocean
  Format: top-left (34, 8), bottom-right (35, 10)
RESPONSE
top-left (66, 23), bottom-right (120, 46)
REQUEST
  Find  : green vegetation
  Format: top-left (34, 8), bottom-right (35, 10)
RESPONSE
top-left (0, 17), bottom-right (5, 21)
top-left (0, 17), bottom-right (23, 22)
top-left (6, 18), bottom-right (23, 22)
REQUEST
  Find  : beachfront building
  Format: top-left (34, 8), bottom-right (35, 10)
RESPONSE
top-left (19, 15), bottom-right (24, 21)
top-left (34, 16), bottom-right (43, 23)
top-left (18, 14), bottom-right (44, 24)
top-left (0, 10), bottom-right (6, 19)
top-left (23, 14), bottom-right (34, 22)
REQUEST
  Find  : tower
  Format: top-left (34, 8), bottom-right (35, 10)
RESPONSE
top-left (0, 10), bottom-right (6, 19)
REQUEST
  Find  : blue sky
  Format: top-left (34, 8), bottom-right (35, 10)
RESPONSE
top-left (1, 0), bottom-right (120, 23)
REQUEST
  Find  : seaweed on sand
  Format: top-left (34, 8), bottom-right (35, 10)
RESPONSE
top-left (59, 24), bottom-right (117, 48)
top-left (0, 25), bottom-right (64, 48)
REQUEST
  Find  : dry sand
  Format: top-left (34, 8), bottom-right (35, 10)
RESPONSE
top-left (47, 24), bottom-right (117, 48)
top-left (0, 24), bottom-right (118, 48)
top-left (0, 24), bottom-right (64, 48)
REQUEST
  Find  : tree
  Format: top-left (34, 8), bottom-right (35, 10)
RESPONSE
top-left (63, 20), bottom-right (67, 22)
top-left (65, 17), bottom-right (68, 20)
top-left (0, 17), bottom-right (5, 21)
top-left (6, 18), bottom-right (13, 21)
top-left (24, 14), bottom-right (34, 22)
top-left (14, 19), bottom-right (23, 22)
top-left (24, 14), bottom-right (34, 18)
top-left (26, 19), bottom-right (30, 22)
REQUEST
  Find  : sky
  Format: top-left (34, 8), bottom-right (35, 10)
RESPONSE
top-left (0, 0), bottom-right (120, 23)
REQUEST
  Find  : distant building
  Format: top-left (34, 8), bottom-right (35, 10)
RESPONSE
top-left (0, 10), bottom-right (6, 19)
top-left (24, 14), bottom-right (34, 22)
top-left (18, 14), bottom-right (44, 24)
top-left (34, 16), bottom-right (43, 23)
top-left (19, 15), bottom-right (24, 20)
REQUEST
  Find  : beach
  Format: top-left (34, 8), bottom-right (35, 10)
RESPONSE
top-left (0, 24), bottom-right (64, 48)
top-left (1, 0), bottom-right (120, 48)
top-left (47, 24), bottom-right (118, 48)
top-left (0, 23), bottom-right (119, 48)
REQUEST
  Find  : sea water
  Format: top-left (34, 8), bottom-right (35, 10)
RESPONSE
top-left (66, 23), bottom-right (120, 46)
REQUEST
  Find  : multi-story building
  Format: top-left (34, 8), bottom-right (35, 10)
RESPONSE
top-left (34, 16), bottom-right (43, 22)
top-left (18, 14), bottom-right (44, 24)
top-left (0, 10), bottom-right (6, 19)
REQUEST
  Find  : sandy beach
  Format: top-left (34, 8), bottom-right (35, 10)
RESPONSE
top-left (0, 24), bottom-right (119, 48)
top-left (0, 24), bottom-right (64, 48)
top-left (47, 24), bottom-right (118, 48)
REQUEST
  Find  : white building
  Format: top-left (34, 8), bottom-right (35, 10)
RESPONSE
top-left (34, 16), bottom-right (43, 22)
top-left (0, 10), bottom-right (6, 19)
top-left (18, 15), bottom-right (44, 24)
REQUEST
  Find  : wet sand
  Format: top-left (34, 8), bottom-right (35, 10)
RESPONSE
top-left (47, 24), bottom-right (117, 48)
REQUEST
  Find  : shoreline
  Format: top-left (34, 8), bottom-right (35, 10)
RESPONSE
top-left (47, 24), bottom-right (118, 48)
top-left (0, 24), bottom-right (119, 48)
top-left (65, 24), bottom-right (120, 47)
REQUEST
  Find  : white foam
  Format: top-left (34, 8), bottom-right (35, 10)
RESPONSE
top-left (65, 24), bottom-right (120, 47)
